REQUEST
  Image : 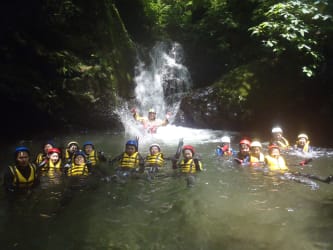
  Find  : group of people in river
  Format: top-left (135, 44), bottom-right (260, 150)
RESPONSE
top-left (2, 135), bottom-right (204, 195)
top-left (2, 124), bottom-right (332, 196)
top-left (216, 126), bottom-right (332, 188)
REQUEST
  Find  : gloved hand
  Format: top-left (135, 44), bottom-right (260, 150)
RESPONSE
top-left (64, 163), bottom-right (70, 168)
top-left (165, 112), bottom-right (171, 119)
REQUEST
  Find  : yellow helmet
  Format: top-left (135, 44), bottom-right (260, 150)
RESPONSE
top-left (148, 108), bottom-right (156, 114)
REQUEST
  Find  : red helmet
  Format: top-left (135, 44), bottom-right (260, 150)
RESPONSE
top-left (268, 143), bottom-right (280, 150)
top-left (239, 139), bottom-right (251, 147)
top-left (182, 145), bottom-right (195, 154)
top-left (48, 148), bottom-right (61, 155)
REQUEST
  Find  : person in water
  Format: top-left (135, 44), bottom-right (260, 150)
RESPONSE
top-left (39, 147), bottom-right (63, 171)
top-left (65, 150), bottom-right (91, 177)
top-left (234, 139), bottom-right (251, 164)
top-left (294, 133), bottom-right (312, 153)
top-left (35, 140), bottom-right (55, 167)
top-left (110, 139), bottom-right (145, 178)
top-left (131, 108), bottom-right (170, 134)
top-left (271, 126), bottom-right (290, 150)
top-left (3, 146), bottom-right (39, 194)
top-left (173, 145), bottom-right (203, 187)
top-left (144, 143), bottom-right (165, 173)
top-left (216, 136), bottom-right (234, 157)
top-left (82, 141), bottom-right (107, 167)
top-left (64, 141), bottom-right (80, 165)
top-left (249, 140), bottom-right (265, 166)
top-left (264, 143), bottom-right (288, 171)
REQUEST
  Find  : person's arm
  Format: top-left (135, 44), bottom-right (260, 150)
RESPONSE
top-left (3, 167), bottom-right (15, 192)
top-left (137, 153), bottom-right (145, 173)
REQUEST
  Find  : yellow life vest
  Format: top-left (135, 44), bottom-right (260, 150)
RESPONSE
top-left (250, 153), bottom-right (265, 165)
top-left (119, 152), bottom-right (140, 169)
top-left (64, 149), bottom-right (75, 163)
top-left (86, 150), bottom-right (98, 166)
top-left (36, 153), bottom-right (47, 165)
top-left (264, 155), bottom-right (288, 171)
top-left (145, 153), bottom-right (164, 167)
top-left (295, 141), bottom-right (310, 153)
top-left (275, 137), bottom-right (289, 149)
top-left (67, 163), bottom-right (89, 176)
top-left (179, 159), bottom-right (203, 173)
top-left (9, 163), bottom-right (37, 189)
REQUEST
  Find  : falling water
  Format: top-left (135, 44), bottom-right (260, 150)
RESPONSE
top-left (133, 41), bottom-right (191, 117)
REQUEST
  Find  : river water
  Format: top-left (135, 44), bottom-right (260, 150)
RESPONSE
top-left (0, 126), bottom-right (332, 250)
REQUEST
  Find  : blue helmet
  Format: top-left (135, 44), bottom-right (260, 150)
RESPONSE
top-left (73, 150), bottom-right (87, 161)
top-left (126, 140), bottom-right (138, 150)
top-left (14, 146), bottom-right (30, 158)
top-left (83, 141), bottom-right (94, 148)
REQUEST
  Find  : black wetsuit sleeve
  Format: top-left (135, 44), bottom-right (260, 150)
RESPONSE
top-left (3, 167), bottom-right (15, 192)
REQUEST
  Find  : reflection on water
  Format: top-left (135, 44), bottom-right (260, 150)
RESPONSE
top-left (0, 129), bottom-right (332, 250)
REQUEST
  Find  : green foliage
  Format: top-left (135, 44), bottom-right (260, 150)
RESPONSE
top-left (249, 0), bottom-right (332, 77)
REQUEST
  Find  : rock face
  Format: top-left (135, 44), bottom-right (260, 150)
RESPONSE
top-left (0, 1), bottom-right (136, 137)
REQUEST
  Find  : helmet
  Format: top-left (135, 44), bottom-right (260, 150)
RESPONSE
top-left (250, 141), bottom-right (262, 148)
top-left (297, 133), bottom-right (308, 140)
top-left (239, 139), bottom-right (251, 147)
top-left (268, 143), bottom-right (280, 150)
top-left (126, 140), bottom-right (138, 149)
top-left (73, 150), bottom-right (86, 159)
top-left (149, 143), bottom-right (161, 151)
top-left (48, 148), bottom-right (61, 155)
top-left (15, 146), bottom-right (29, 154)
top-left (182, 145), bottom-right (195, 154)
top-left (83, 141), bottom-right (94, 148)
top-left (67, 141), bottom-right (79, 148)
top-left (44, 140), bottom-right (55, 147)
top-left (221, 136), bottom-right (231, 143)
top-left (272, 127), bottom-right (283, 133)
top-left (148, 108), bottom-right (156, 114)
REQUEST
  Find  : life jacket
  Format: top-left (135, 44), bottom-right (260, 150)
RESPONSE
top-left (85, 150), bottom-right (98, 166)
top-left (64, 149), bottom-right (75, 163)
top-left (145, 153), bottom-right (164, 167)
top-left (250, 153), bottom-right (265, 166)
top-left (273, 137), bottom-right (289, 149)
top-left (264, 155), bottom-right (288, 171)
top-left (236, 152), bottom-right (250, 163)
top-left (179, 159), bottom-right (203, 173)
top-left (119, 152), bottom-right (140, 169)
top-left (294, 141), bottom-right (311, 153)
top-left (216, 145), bottom-right (233, 156)
top-left (40, 159), bottom-right (62, 171)
top-left (35, 153), bottom-right (47, 165)
top-left (9, 163), bottom-right (37, 189)
top-left (67, 162), bottom-right (89, 176)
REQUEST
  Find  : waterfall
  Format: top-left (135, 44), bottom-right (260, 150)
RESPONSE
top-left (133, 41), bottom-right (192, 120)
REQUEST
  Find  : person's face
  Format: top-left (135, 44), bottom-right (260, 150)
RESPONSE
top-left (49, 153), bottom-right (59, 163)
top-left (74, 155), bottom-right (85, 165)
top-left (150, 146), bottom-right (160, 155)
top-left (240, 144), bottom-right (249, 155)
top-left (273, 132), bottom-right (282, 140)
top-left (251, 146), bottom-right (261, 156)
top-left (126, 145), bottom-right (136, 156)
top-left (183, 149), bottom-right (193, 160)
top-left (148, 112), bottom-right (156, 121)
top-left (84, 145), bottom-right (93, 154)
top-left (44, 144), bottom-right (53, 154)
top-left (69, 144), bottom-right (78, 153)
top-left (16, 151), bottom-right (29, 167)
top-left (298, 138), bottom-right (306, 146)
top-left (270, 148), bottom-right (280, 157)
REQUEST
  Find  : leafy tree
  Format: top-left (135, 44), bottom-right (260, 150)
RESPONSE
top-left (249, 0), bottom-right (332, 77)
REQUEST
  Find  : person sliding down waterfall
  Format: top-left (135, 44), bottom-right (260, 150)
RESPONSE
top-left (131, 108), bottom-right (170, 134)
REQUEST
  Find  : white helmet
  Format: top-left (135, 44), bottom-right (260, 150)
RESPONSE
top-left (149, 143), bottom-right (161, 151)
top-left (250, 141), bottom-right (262, 148)
top-left (272, 127), bottom-right (283, 133)
top-left (221, 136), bottom-right (231, 143)
top-left (297, 133), bottom-right (308, 140)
